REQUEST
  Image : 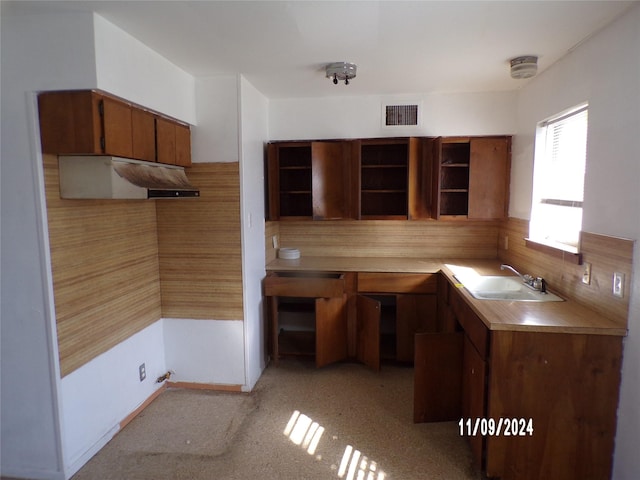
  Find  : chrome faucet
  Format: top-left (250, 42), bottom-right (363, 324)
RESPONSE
top-left (500, 264), bottom-right (547, 293)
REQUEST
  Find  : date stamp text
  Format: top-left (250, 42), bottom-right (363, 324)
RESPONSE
top-left (458, 417), bottom-right (534, 437)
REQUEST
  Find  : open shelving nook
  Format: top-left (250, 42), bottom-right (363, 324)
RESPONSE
top-left (359, 139), bottom-right (409, 219)
top-left (438, 139), bottom-right (470, 217)
top-left (277, 144), bottom-right (313, 218)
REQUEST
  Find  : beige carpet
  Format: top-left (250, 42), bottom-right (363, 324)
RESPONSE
top-left (72, 360), bottom-right (482, 480)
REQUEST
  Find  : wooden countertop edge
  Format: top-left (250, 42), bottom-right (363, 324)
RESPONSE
top-left (266, 256), bottom-right (628, 337)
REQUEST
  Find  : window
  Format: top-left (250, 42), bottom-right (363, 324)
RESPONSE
top-left (529, 104), bottom-right (588, 253)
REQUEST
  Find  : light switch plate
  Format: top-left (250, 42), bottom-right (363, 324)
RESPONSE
top-left (613, 272), bottom-right (625, 298)
top-left (582, 262), bottom-right (592, 285)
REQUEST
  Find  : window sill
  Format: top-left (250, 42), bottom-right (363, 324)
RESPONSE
top-left (524, 238), bottom-right (582, 265)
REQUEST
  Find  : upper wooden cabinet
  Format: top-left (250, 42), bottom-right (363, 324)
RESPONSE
top-left (267, 140), bottom-right (355, 220)
top-left (355, 137), bottom-right (430, 219)
top-left (267, 135), bottom-right (509, 221)
top-left (38, 90), bottom-right (191, 167)
top-left (432, 136), bottom-right (511, 219)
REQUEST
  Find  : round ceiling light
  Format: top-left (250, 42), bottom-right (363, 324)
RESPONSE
top-left (326, 62), bottom-right (357, 85)
top-left (510, 55), bottom-right (538, 79)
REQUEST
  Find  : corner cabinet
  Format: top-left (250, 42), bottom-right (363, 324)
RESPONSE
top-left (38, 90), bottom-right (191, 167)
top-left (414, 275), bottom-right (624, 480)
top-left (432, 136), bottom-right (510, 219)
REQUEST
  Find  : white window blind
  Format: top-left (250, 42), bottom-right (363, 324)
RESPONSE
top-left (530, 104), bottom-right (588, 250)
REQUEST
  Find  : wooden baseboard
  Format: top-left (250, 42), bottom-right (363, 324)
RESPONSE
top-left (119, 384), bottom-right (167, 430)
top-left (166, 381), bottom-right (244, 392)
top-left (118, 380), bottom-right (244, 432)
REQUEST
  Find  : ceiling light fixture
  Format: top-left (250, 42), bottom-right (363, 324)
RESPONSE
top-left (510, 55), bottom-right (538, 79)
top-left (326, 62), bottom-right (357, 85)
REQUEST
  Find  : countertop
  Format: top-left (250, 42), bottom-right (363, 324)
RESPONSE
top-left (266, 256), bottom-right (627, 336)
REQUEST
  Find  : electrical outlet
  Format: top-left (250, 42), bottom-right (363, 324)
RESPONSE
top-left (613, 272), bottom-right (625, 298)
top-left (503, 235), bottom-right (509, 251)
top-left (272, 235), bottom-right (279, 249)
top-left (582, 262), bottom-right (592, 285)
top-left (139, 363), bottom-right (146, 382)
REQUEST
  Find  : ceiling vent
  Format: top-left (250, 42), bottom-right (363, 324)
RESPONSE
top-left (384, 104), bottom-right (419, 126)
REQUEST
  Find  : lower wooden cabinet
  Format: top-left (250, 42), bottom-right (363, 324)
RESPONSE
top-left (357, 273), bottom-right (438, 370)
top-left (265, 271), bottom-right (348, 368)
top-left (265, 270), bottom-right (438, 370)
top-left (414, 275), bottom-right (624, 480)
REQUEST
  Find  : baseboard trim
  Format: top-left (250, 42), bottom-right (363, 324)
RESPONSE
top-left (167, 381), bottom-right (244, 392)
top-left (119, 384), bottom-right (167, 430)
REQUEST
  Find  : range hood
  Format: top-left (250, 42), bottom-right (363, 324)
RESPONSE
top-left (58, 156), bottom-right (200, 199)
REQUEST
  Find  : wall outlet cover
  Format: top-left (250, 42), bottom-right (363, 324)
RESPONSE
top-left (613, 272), bottom-right (625, 298)
top-left (139, 363), bottom-right (146, 382)
top-left (582, 262), bottom-right (592, 285)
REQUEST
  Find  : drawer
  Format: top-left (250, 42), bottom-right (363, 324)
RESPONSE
top-left (451, 289), bottom-right (488, 359)
top-left (357, 273), bottom-right (437, 294)
top-left (265, 271), bottom-right (345, 298)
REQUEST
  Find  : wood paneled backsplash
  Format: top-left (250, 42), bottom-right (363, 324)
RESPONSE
top-left (273, 220), bottom-right (501, 259)
top-left (156, 163), bottom-right (243, 320)
top-left (43, 154), bottom-right (161, 377)
top-left (499, 217), bottom-right (633, 324)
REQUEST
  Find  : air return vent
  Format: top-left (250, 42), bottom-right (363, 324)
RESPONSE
top-left (384, 104), bottom-right (419, 126)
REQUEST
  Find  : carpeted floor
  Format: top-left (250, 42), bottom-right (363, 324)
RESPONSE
top-left (71, 359), bottom-right (482, 480)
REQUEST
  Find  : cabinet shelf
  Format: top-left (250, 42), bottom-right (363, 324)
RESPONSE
top-left (360, 140), bottom-right (410, 218)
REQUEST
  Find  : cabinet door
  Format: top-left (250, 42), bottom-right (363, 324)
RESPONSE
top-left (462, 334), bottom-right (487, 469)
top-left (312, 141), bottom-right (352, 220)
top-left (175, 123), bottom-right (192, 167)
top-left (156, 117), bottom-right (177, 165)
top-left (100, 95), bottom-right (133, 158)
top-left (396, 294), bottom-right (437, 362)
top-left (414, 332), bottom-right (463, 422)
top-left (356, 295), bottom-right (381, 371)
top-left (315, 296), bottom-right (348, 368)
top-left (468, 137), bottom-right (510, 220)
top-left (131, 109), bottom-right (156, 162)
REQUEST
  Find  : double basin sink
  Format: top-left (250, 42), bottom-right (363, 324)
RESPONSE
top-left (454, 274), bottom-right (564, 302)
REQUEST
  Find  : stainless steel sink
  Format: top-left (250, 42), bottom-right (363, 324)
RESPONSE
top-left (455, 275), bottom-right (564, 302)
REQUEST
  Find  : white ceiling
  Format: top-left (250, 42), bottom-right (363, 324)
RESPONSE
top-left (4, 0), bottom-right (636, 98)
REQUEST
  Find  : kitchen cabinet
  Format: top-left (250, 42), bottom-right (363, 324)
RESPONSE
top-left (156, 117), bottom-right (192, 167)
top-left (38, 89), bottom-right (192, 167)
top-left (356, 138), bottom-right (427, 219)
top-left (131, 108), bottom-right (156, 162)
top-left (432, 136), bottom-right (510, 219)
top-left (266, 135), bottom-right (511, 221)
top-left (264, 271), bottom-right (349, 367)
top-left (266, 140), bottom-right (355, 220)
top-left (414, 273), bottom-right (623, 480)
top-left (266, 137), bottom-right (433, 221)
top-left (357, 272), bottom-right (437, 370)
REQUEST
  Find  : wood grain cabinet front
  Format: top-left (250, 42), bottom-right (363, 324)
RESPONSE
top-left (38, 90), bottom-right (192, 167)
top-left (265, 271), bottom-right (348, 368)
top-left (357, 273), bottom-right (438, 370)
top-left (267, 140), bottom-right (355, 220)
top-left (414, 274), bottom-right (624, 480)
top-left (432, 136), bottom-right (511, 219)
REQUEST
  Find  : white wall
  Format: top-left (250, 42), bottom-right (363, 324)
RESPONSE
top-left (239, 76), bottom-right (269, 390)
top-left (268, 91), bottom-right (517, 140)
top-left (510, 5), bottom-right (640, 479)
top-left (192, 76), bottom-right (239, 163)
top-left (93, 14), bottom-right (196, 124)
top-left (1, 11), bottom-right (99, 480)
top-left (60, 321), bottom-right (166, 477)
top-left (163, 319), bottom-right (245, 385)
